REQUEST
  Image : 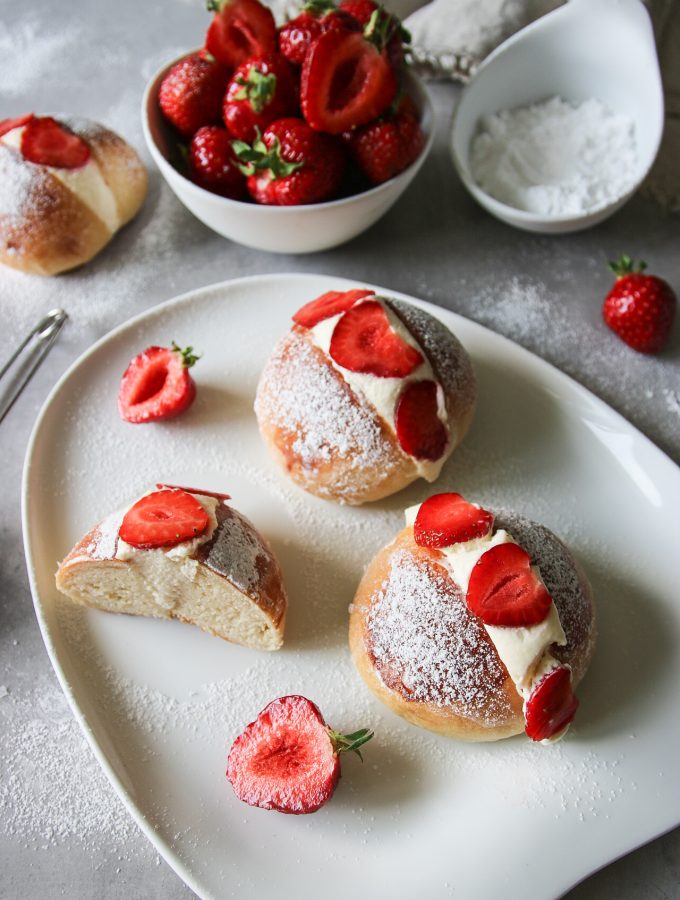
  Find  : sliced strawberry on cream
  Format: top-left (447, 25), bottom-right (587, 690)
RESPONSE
top-left (119, 489), bottom-right (209, 549)
top-left (292, 288), bottom-right (375, 328)
top-left (414, 492), bottom-right (494, 548)
top-left (405, 494), bottom-right (576, 742)
top-left (329, 300), bottom-right (423, 378)
top-left (525, 665), bottom-right (579, 742)
top-left (226, 695), bottom-right (373, 814)
top-left (394, 380), bottom-right (449, 461)
top-left (21, 116), bottom-right (90, 168)
top-left (467, 542), bottom-right (553, 628)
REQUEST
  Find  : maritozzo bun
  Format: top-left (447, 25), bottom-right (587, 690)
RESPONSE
top-left (349, 492), bottom-right (596, 742)
top-left (55, 485), bottom-right (287, 651)
top-left (0, 113), bottom-right (147, 275)
top-left (254, 289), bottom-right (477, 505)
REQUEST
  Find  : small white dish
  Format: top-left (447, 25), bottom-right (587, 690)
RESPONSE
top-left (142, 54), bottom-right (434, 254)
top-left (450, 0), bottom-right (664, 234)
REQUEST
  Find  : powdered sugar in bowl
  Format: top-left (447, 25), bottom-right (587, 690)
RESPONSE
top-left (450, 0), bottom-right (664, 234)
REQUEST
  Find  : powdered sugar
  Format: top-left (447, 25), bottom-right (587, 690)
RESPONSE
top-left (366, 548), bottom-right (512, 724)
top-left (470, 96), bottom-right (638, 216)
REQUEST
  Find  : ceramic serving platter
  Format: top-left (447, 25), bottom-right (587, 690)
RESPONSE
top-left (23, 273), bottom-right (680, 899)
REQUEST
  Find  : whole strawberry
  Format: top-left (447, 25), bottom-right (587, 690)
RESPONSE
top-left (223, 54), bottom-right (298, 142)
top-left (189, 126), bottom-right (246, 199)
top-left (226, 695), bottom-right (373, 814)
top-left (345, 95), bottom-right (425, 184)
top-left (233, 117), bottom-right (345, 205)
top-left (278, 0), bottom-right (360, 66)
top-left (602, 255), bottom-right (676, 353)
top-left (158, 53), bottom-right (229, 137)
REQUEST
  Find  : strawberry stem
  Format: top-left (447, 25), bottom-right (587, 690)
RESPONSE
top-left (172, 342), bottom-right (201, 368)
top-left (232, 131), bottom-right (303, 180)
top-left (302, 0), bottom-right (336, 15)
top-left (608, 254), bottom-right (647, 278)
top-left (327, 727), bottom-right (374, 761)
top-left (233, 68), bottom-right (277, 115)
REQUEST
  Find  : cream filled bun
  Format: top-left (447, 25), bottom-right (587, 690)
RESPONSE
top-left (0, 113), bottom-right (147, 275)
top-left (254, 289), bottom-right (477, 505)
top-left (55, 485), bottom-right (287, 651)
top-left (349, 492), bottom-right (596, 742)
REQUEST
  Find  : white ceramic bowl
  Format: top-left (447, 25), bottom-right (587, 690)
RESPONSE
top-left (450, 0), bottom-right (664, 234)
top-left (142, 53), bottom-right (434, 254)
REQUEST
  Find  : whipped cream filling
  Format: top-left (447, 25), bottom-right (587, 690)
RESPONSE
top-left (1, 125), bottom-right (121, 232)
top-left (309, 298), bottom-right (449, 481)
top-left (405, 503), bottom-right (570, 742)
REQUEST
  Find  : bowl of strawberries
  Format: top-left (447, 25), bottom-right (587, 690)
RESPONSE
top-left (142, 0), bottom-right (433, 254)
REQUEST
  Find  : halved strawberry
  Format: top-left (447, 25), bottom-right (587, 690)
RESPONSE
top-left (414, 493), bottom-right (494, 548)
top-left (20, 116), bottom-right (90, 169)
top-left (394, 380), bottom-right (448, 460)
top-left (300, 28), bottom-right (397, 133)
top-left (329, 300), bottom-right (423, 377)
top-left (0, 113), bottom-right (34, 138)
top-left (226, 695), bottom-right (373, 814)
top-left (119, 489), bottom-right (209, 549)
top-left (278, 2), bottom-right (360, 66)
top-left (117, 343), bottom-right (200, 424)
top-left (525, 666), bottom-right (579, 741)
top-left (155, 483), bottom-right (232, 502)
top-left (466, 542), bottom-right (552, 627)
top-left (206, 0), bottom-right (277, 69)
top-left (292, 288), bottom-right (374, 328)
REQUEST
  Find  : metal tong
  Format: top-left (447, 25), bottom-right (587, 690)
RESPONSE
top-left (0, 309), bottom-right (68, 424)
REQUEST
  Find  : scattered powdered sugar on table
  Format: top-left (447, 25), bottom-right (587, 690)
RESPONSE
top-left (470, 96), bottom-right (638, 216)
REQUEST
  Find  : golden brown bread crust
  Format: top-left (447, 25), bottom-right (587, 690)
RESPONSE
top-left (254, 304), bottom-right (477, 505)
top-left (349, 517), bottom-right (596, 741)
top-left (0, 118), bottom-right (147, 276)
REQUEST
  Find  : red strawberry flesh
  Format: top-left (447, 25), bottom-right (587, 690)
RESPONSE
top-left (119, 489), bottom-right (209, 549)
top-left (206, 0), bottom-right (277, 69)
top-left (20, 117), bottom-right (90, 169)
top-left (329, 300), bottom-right (423, 377)
top-left (394, 380), bottom-right (448, 461)
top-left (414, 493), bottom-right (494, 548)
top-left (292, 288), bottom-right (375, 327)
top-left (117, 345), bottom-right (197, 424)
top-left (525, 666), bottom-right (579, 741)
top-left (466, 542), bottom-right (552, 627)
top-left (0, 113), bottom-right (34, 138)
top-left (226, 695), bottom-right (339, 814)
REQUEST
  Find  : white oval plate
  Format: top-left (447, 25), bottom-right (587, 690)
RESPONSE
top-left (23, 274), bottom-right (680, 900)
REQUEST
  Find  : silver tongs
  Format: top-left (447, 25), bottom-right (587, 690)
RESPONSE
top-left (0, 309), bottom-right (68, 424)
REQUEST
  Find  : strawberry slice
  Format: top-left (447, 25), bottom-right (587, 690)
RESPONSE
top-left (155, 483), bottom-right (231, 501)
top-left (226, 695), bottom-right (373, 814)
top-left (394, 380), bottom-right (448, 460)
top-left (329, 300), bottom-right (423, 377)
top-left (300, 29), bottom-right (397, 133)
top-left (466, 542), bottom-right (552, 627)
top-left (292, 288), bottom-right (375, 328)
top-left (525, 666), bottom-right (579, 741)
top-left (119, 489), bottom-right (209, 549)
top-left (20, 116), bottom-right (90, 169)
top-left (414, 493), bottom-right (494, 548)
top-left (118, 343), bottom-right (200, 424)
top-left (0, 113), bottom-right (34, 137)
top-left (206, 0), bottom-right (277, 69)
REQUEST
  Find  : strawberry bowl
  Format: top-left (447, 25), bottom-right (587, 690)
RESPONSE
top-left (142, 52), bottom-right (434, 254)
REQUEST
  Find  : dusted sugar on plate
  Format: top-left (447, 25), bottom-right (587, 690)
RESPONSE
top-left (469, 96), bottom-right (638, 216)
